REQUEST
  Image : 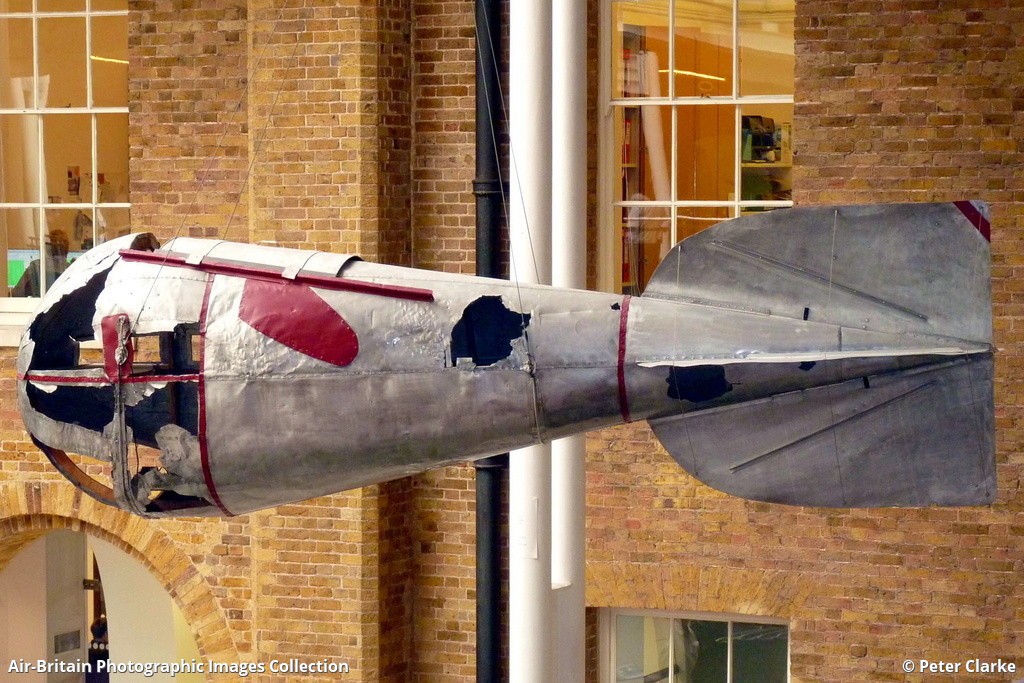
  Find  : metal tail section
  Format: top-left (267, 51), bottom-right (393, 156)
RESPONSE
top-left (642, 202), bottom-right (995, 507)
top-left (649, 354), bottom-right (995, 507)
top-left (643, 202), bottom-right (992, 349)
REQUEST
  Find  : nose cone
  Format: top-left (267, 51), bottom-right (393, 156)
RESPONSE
top-left (17, 234), bottom-right (222, 517)
top-left (18, 234), bottom-right (149, 459)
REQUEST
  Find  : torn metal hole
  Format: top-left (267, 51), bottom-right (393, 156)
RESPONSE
top-left (666, 365), bottom-right (733, 403)
top-left (450, 295), bottom-right (531, 367)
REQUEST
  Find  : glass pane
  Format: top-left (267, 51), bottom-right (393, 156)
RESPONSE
top-left (676, 105), bottom-right (734, 202)
top-left (93, 206), bottom-right (129, 245)
top-left (617, 105), bottom-right (672, 203)
top-left (93, 0), bottom-right (129, 9)
top-left (55, 207), bottom-right (92, 253)
top-left (91, 15), bottom-right (128, 107)
top-left (612, 0), bottom-right (670, 98)
top-left (97, 113), bottom-right (128, 202)
top-left (740, 103), bottom-right (792, 201)
top-left (9, 210), bottom-right (71, 297)
top-left (676, 206), bottom-right (732, 243)
top-left (615, 615), bottom-right (671, 682)
top-left (732, 623), bottom-right (788, 683)
top-left (39, 17), bottom-right (88, 108)
top-left (4, 207), bottom-right (43, 297)
top-left (42, 114), bottom-right (92, 201)
top-left (681, 619), bottom-right (728, 682)
top-left (0, 0), bottom-right (33, 12)
top-left (673, 0), bottom-right (732, 97)
top-left (739, 0), bottom-right (795, 95)
top-left (620, 205), bottom-right (670, 295)
top-left (39, 0), bottom-right (86, 11)
top-left (1, 114), bottom-right (40, 202)
top-left (0, 19), bottom-right (34, 108)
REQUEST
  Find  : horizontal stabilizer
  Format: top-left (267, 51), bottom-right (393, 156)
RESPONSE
top-left (649, 355), bottom-right (994, 507)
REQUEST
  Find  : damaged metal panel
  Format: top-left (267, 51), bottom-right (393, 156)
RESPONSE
top-left (16, 203), bottom-right (996, 517)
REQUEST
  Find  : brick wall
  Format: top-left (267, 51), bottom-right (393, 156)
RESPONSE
top-left (128, 0), bottom-right (249, 241)
top-left (4, 2), bottom-right (1022, 683)
top-left (585, 3), bottom-right (1024, 683)
top-left (407, 0), bottom-right (488, 677)
top-left (411, 0), bottom-right (477, 274)
top-left (3, 1), bottom-right (418, 681)
top-left (788, 4), bottom-right (1024, 675)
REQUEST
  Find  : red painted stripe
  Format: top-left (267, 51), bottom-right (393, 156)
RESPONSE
top-left (617, 295), bottom-right (632, 423)
top-left (119, 249), bottom-right (435, 302)
top-left (20, 373), bottom-right (109, 385)
top-left (21, 372), bottom-right (199, 386)
top-left (196, 275), bottom-right (233, 516)
top-left (954, 200), bottom-right (990, 242)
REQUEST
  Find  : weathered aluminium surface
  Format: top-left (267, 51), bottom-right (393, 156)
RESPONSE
top-left (17, 202), bottom-right (994, 517)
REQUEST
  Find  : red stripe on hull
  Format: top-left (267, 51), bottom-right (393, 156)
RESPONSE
top-left (954, 200), bottom-right (990, 241)
top-left (617, 296), bottom-right (632, 423)
top-left (197, 275), bottom-right (233, 516)
top-left (119, 249), bottom-right (434, 302)
top-left (20, 372), bottom-right (199, 386)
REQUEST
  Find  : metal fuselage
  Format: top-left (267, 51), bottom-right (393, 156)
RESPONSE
top-left (19, 236), bottom-right (687, 515)
top-left (19, 203), bottom-right (993, 516)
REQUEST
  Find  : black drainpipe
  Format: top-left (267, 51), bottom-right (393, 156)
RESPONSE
top-left (473, 0), bottom-right (506, 679)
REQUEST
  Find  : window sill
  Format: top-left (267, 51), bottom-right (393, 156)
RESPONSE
top-left (0, 299), bottom-right (36, 348)
top-left (2, 302), bottom-right (104, 349)
top-left (0, 325), bottom-right (25, 348)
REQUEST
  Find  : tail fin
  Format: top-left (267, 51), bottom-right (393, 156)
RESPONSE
top-left (650, 355), bottom-right (994, 507)
top-left (644, 202), bottom-right (994, 507)
top-left (643, 202), bottom-right (991, 347)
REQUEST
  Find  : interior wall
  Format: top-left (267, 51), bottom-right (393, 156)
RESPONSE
top-left (90, 536), bottom-right (201, 683)
top-left (171, 600), bottom-right (203, 683)
top-left (0, 532), bottom-right (89, 683)
top-left (0, 535), bottom-right (47, 683)
top-left (45, 530), bottom-right (88, 683)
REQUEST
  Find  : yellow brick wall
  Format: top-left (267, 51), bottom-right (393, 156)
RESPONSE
top-left (1, 1), bottom-right (416, 681)
top-left (584, 3), bottom-right (1024, 683)
top-left (410, 0), bottom-right (477, 275)
top-left (4, 1), bottom-right (1023, 682)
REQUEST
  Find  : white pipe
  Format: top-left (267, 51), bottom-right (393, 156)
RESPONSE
top-left (640, 52), bottom-right (671, 202)
top-left (551, 0), bottom-right (587, 678)
top-left (509, 0), bottom-right (553, 677)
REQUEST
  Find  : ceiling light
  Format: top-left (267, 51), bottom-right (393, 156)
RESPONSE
top-left (90, 55), bottom-right (128, 65)
top-left (659, 69), bottom-right (726, 82)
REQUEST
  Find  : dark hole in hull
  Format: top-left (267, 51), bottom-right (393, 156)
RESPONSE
top-left (666, 365), bottom-right (733, 403)
top-left (451, 295), bottom-right (531, 366)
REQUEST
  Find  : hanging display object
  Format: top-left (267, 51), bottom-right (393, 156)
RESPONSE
top-left (17, 202), bottom-right (994, 517)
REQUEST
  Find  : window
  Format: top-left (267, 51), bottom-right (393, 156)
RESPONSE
top-left (600, 0), bottom-right (794, 294)
top-left (0, 0), bottom-right (129, 313)
top-left (603, 609), bottom-right (789, 682)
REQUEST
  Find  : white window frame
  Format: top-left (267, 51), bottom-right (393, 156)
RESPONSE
top-left (599, 607), bottom-right (791, 683)
top-left (598, 0), bottom-right (795, 293)
top-left (0, 1), bottom-right (129, 345)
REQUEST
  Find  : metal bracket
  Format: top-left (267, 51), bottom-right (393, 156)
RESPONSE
top-left (101, 313), bottom-right (147, 517)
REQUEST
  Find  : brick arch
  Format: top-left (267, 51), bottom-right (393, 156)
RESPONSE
top-left (586, 561), bottom-right (815, 619)
top-left (0, 481), bottom-right (238, 661)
